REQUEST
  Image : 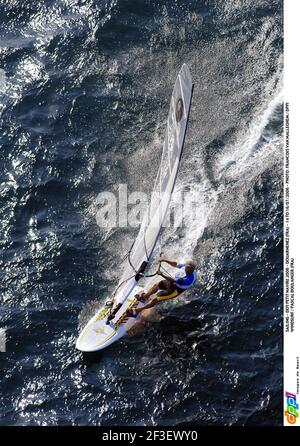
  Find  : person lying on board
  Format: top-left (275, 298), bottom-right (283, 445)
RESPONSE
top-left (126, 258), bottom-right (197, 318)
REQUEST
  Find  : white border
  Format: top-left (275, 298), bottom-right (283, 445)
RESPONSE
top-left (284, 0), bottom-right (300, 427)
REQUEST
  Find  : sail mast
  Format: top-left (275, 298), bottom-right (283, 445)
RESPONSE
top-left (114, 64), bottom-right (194, 305)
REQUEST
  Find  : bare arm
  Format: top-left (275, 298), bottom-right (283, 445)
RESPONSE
top-left (159, 257), bottom-right (179, 268)
top-left (158, 271), bottom-right (176, 283)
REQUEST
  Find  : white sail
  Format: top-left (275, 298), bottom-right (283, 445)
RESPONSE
top-left (115, 63), bottom-right (194, 305)
top-left (76, 64), bottom-right (194, 352)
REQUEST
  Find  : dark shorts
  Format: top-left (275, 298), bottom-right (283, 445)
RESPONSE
top-left (157, 279), bottom-right (184, 301)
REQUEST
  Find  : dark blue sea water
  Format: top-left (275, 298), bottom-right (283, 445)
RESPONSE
top-left (0, 0), bottom-right (283, 426)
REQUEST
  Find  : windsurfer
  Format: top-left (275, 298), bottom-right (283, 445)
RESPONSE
top-left (126, 258), bottom-right (197, 317)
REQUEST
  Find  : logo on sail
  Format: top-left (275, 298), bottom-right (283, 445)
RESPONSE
top-left (176, 98), bottom-right (184, 122)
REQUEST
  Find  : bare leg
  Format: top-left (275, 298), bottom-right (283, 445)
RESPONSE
top-left (136, 297), bottom-right (158, 314)
top-left (141, 283), bottom-right (160, 300)
top-left (126, 282), bottom-right (168, 318)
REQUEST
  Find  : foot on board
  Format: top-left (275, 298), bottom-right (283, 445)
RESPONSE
top-left (105, 303), bottom-right (122, 325)
top-left (126, 308), bottom-right (138, 318)
top-left (106, 313), bottom-right (114, 325)
top-left (135, 292), bottom-right (147, 302)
